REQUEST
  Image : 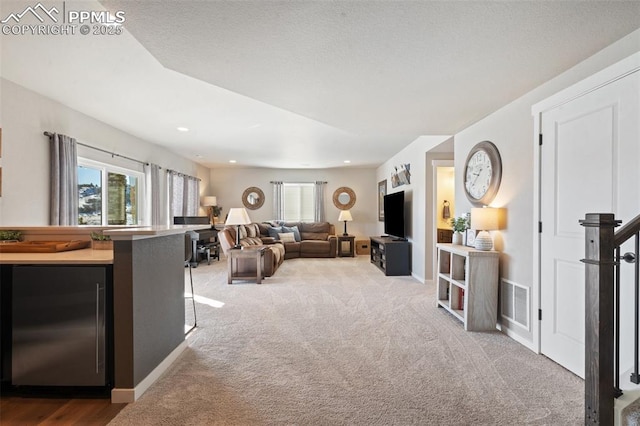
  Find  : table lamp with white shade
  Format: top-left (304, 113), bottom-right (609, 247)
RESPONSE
top-left (202, 196), bottom-right (217, 225)
top-left (338, 210), bottom-right (353, 236)
top-left (225, 207), bottom-right (251, 248)
top-left (470, 207), bottom-right (501, 251)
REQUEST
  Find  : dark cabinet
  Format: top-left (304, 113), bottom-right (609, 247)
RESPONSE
top-left (370, 237), bottom-right (411, 276)
top-left (8, 266), bottom-right (112, 388)
top-left (437, 228), bottom-right (453, 243)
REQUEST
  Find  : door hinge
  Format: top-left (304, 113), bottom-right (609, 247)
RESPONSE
top-left (539, 309), bottom-right (542, 321)
top-left (539, 134), bottom-right (543, 146)
top-left (539, 222), bottom-right (542, 233)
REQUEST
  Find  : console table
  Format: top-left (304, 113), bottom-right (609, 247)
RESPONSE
top-left (436, 243), bottom-right (499, 331)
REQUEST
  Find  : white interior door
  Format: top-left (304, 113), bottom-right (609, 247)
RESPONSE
top-left (540, 71), bottom-right (639, 378)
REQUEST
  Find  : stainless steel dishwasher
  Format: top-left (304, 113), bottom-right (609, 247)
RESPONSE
top-left (12, 266), bottom-right (107, 386)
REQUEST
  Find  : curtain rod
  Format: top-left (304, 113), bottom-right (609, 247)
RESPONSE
top-left (44, 131), bottom-right (149, 167)
top-left (270, 181), bottom-right (328, 184)
top-left (45, 131), bottom-right (203, 181)
top-left (167, 169), bottom-right (201, 181)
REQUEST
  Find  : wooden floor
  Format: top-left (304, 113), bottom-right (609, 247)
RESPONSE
top-left (0, 397), bottom-right (126, 425)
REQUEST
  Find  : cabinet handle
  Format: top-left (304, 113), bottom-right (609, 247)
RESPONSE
top-left (95, 283), bottom-right (100, 374)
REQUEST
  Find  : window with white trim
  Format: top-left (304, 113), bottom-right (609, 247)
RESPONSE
top-left (283, 183), bottom-right (315, 222)
top-left (78, 158), bottom-right (145, 225)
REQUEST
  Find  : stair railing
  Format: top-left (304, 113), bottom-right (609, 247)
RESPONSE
top-left (580, 212), bottom-right (640, 425)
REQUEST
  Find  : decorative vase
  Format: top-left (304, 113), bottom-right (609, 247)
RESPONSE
top-left (452, 232), bottom-right (463, 245)
top-left (474, 231), bottom-right (493, 251)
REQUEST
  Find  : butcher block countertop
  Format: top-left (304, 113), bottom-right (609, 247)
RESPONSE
top-left (0, 225), bottom-right (204, 265)
top-left (0, 248), bottom-right (113, 264)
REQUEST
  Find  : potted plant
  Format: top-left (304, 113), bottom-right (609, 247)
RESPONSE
top-left (449, 216), bottom-right (468, 245)
top-left (90, 232), bottom-right (113, 250)
top-left (212, 205), bottom-right (223, 223)
top-left (0, 230), bottom-right (22, 243)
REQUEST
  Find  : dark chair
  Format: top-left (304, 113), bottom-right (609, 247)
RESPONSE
top-left (184, 232), bottom-right (197, 334)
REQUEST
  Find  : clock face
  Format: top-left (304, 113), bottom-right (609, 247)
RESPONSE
top-left (465, 150), bottom-right (492, 200)
top-left (463, 141), bottom-right (502, 206)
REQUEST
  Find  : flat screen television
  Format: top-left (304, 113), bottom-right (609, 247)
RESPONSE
top-left (383, 191), bottom-right (405, 240)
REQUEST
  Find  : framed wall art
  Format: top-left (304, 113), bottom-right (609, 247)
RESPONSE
top-left (465, 229), bottom-right (476, 247)
top-left (391, 163), bottom-right (411, 188)
top-left (378, 179), bottom-right (387, 221)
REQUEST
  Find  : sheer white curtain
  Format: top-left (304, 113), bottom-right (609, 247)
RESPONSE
top-left (49, 133), bottom-right (78, 225)
top-left (168, 170), bottom-right (200, 222)
top-left (272, 181), bottom-right (284, 220)
top-left (314, 181), bottom-right (326, 222)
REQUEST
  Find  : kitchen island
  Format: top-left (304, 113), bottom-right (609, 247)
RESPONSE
top-left (1, 225), bottom-right (200, 403)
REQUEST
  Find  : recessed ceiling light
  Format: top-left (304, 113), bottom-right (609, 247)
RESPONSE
top-left (177, 127), bottom-right (189, 132)
top-left (229, 160), bottom-right (237, 163)
top-left (344, 160), bottom-right (351, 164)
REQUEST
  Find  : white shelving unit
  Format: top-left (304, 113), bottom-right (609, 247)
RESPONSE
top-left (436, 243), bottom-right (499, 331)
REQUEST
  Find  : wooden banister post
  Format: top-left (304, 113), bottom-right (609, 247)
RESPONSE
top-left (580, 213), bottom-right (620, 425)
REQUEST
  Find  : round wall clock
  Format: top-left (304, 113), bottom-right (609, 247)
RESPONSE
top-left (463, 141), bottom-right (502, 206)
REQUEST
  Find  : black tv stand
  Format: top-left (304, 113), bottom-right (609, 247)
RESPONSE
top-left (369, 236), bottom-right (411, 276)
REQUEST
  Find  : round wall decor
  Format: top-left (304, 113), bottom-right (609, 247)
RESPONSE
top-left (332, 187), bottom-right (356, 210)
top-left (242, 187), bottom-right (265, 210)
top-left (463, 141), bottom-right (502, 206)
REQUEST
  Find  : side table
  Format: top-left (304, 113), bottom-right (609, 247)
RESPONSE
top-left (228, 246), bottom-right (266, 284)
top-left (337, 235), bottom-right (356, 257)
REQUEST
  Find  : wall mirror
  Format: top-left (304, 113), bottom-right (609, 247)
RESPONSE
top-left (242, 187), bottom-right (265, 210)
top-left (332, 186), bottom-right (356, 210)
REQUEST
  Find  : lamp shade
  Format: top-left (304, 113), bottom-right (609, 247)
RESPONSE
top-left (225, 207), bottom-right (251, 226)
top-left (471, 207), bottom-right (502, 251)
top-left (202, 196), bottom-right (217, 207)
top-left (470, 207), bottom-right (500, 231)
top-left (338, 210), bottom-right (353, 222)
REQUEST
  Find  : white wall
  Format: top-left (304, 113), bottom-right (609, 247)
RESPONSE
top-left (373, 28), bottom-right (639, 347)
top-left (209, 167), bottom-right (377, 239)
top-left (453, 29), bottom-right (640, 347)
top-left (0, 79), bottom-right (210, 225)
top-left (376, 136), bottom-right (452, 283)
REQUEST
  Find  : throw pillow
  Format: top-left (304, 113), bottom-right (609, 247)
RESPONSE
top-left (239, 225), bottom-right (248, 240)
top-left (246, 223), bottom-right (258, 238)
top-left (267, 226), bottom-right (283, 240)
top-left (282, 225), bottom-right (301, 242)
top-left (278, 232), bottom-right (296, 243)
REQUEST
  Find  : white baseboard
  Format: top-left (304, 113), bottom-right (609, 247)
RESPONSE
top-left (496, 322), bottom-right (538, 353)
top-left (411, 272), bottom-right (425, 283)
top-left (111, 340), bottom-right (189, 403)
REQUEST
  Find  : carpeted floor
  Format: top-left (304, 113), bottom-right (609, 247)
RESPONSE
top-left (109, 256), bottom-right (583, 425)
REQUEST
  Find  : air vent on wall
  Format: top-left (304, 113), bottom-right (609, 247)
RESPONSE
top-left (500, 279), bottom-right (530, 331)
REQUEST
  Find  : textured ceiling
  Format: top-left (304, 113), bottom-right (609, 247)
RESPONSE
top-left (3, 0), bottom-right (640, 168)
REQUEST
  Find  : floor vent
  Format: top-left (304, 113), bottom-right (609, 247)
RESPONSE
top-left (500, 279), bottom-right (530, 331)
